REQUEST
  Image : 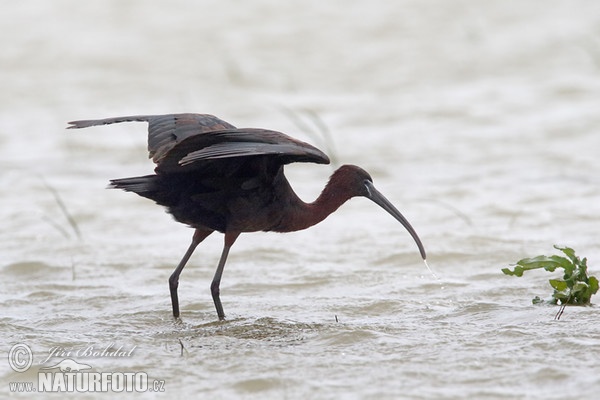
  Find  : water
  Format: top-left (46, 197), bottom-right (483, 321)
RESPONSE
top-left (2, 0), bottom-right (600, 398)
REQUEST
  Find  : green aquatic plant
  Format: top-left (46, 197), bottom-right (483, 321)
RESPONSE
top-left (502, 246), bottom-right (598, 317)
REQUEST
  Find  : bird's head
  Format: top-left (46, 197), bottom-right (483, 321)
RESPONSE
top-left (331, 164), bottom-right (427, 260)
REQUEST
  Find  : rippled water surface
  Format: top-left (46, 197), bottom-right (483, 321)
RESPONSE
top-left (2, 1), bottom-right (600, 398)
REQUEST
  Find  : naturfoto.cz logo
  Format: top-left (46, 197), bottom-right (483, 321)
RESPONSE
top-left (8, 343), bottom-right (165, 393)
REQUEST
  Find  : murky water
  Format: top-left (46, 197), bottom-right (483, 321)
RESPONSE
top-left (2, 0), bottom-right (600, 398)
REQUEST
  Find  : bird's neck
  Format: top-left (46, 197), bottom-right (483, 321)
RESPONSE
top-left (275, 175), bottom-right (352, 232)
top-left (310, 181), bottom-right (352, 225)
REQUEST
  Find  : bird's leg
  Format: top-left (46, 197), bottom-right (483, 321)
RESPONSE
top-left (211, 231), bottom-right (241, 321)
top-left (169, 228), bottom-right (213, 319)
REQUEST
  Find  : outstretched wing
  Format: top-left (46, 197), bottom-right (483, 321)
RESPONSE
top-left (67, 113), bottom-right (236, 163)
top-left (68, 113), bottom-right (330, 174)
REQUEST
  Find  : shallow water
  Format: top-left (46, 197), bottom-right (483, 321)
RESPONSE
top-left (2, 0), bottom-right (600, 398)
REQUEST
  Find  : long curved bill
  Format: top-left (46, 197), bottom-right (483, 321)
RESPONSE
top-left (364, 181), bottom-right (427, 260)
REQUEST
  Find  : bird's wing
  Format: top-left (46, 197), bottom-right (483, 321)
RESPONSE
top-left (156, 128), bottom-right (330, 173)
top-left (67, 113), bottom-right (236, 163)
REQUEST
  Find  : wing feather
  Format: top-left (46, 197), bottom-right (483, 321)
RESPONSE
top-left (156, 128), bottom-right (330, 173)
top-left (68, 113), bottom-right (236, 162)
top-left (68, 114), bottom-right (330, 174)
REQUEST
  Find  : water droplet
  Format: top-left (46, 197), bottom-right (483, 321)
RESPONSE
top-left (423, 259), bottom-right (438, 280)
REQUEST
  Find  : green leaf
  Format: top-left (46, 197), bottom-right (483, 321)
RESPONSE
top-left (502, 266), bottom-right (525, 276)
top-left (588, 276), bottom-right (599, 295)
top-left (572, 280), bottom-right (596, 304)
top-left (516, 255), bottom-right (572, 272)
top-left (554, 245), bottom-right (578, 264)
top-left (549, 279), bottom-right (567, 291)
top-left (553, 290), bottom-right (571, 302)
top-left (580, 277), bottom-right (599, 304)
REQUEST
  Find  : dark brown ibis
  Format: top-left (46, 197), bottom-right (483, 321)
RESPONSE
top-left (68, 113), bottom-right (427, 320)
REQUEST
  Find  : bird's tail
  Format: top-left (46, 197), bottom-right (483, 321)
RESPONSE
top-left (109, 174), bottom-right (175, 206)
